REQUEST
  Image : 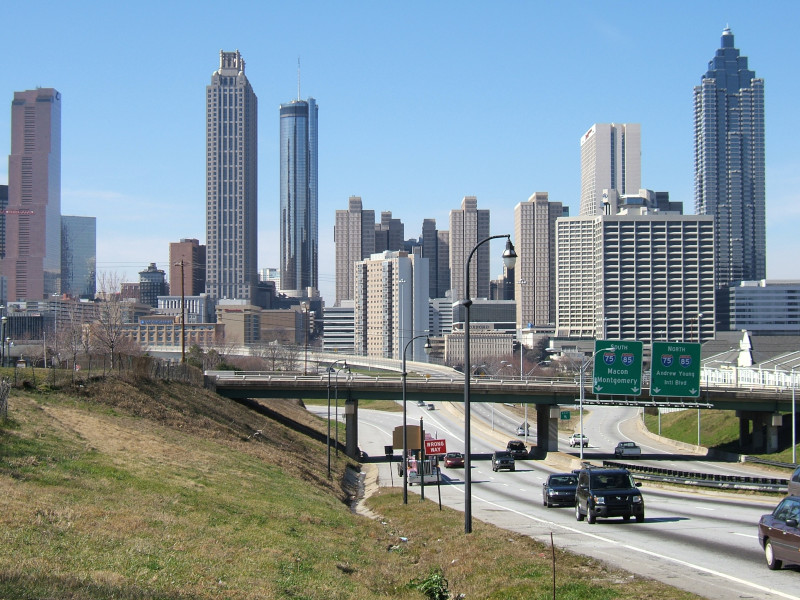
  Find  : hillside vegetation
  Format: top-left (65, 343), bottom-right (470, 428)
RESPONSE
top-left (0, 373), bottom-right (700, 599)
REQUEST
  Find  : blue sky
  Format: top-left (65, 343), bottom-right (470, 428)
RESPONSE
top-left (1, 1), bottom-right (798, 303)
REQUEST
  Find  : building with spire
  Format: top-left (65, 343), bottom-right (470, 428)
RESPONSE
top-left (279, 94), bottom-right (318, 297)
top-left (205, 50), bottom-right (258, 305)
top-left (694, 27), bottom-right (766, 330)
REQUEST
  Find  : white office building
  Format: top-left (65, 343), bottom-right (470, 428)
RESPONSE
top-left (579, 123), bottom-right (641, 216)
top-left (555, 214), bottom-right (715, 343)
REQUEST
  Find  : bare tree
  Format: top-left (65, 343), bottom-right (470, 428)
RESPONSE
top-left (57, 303), bottom-right (85, 383)
top-left (92, 272), bottom-right (125, 369)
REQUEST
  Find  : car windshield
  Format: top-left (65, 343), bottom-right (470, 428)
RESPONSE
top-left (550, 476), bottom-right (577, 486)
top-left (591, 473), bottom-right (633, 489)
top-left (496, 452), bottom-right (511, 458)
top-left (774, 498), bottom-right (800, 521)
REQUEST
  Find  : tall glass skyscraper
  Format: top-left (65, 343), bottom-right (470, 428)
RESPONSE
top-left (694, 28), bottom-right (765, 329)
top-left (61, 215), bottom-right (96, 300)
top-left (205, 51), bottom-right (258, 304)
top-left (279, 98), bottom-right (318, 296)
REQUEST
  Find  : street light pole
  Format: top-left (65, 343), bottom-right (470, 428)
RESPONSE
top-left (402, 334), bottom-right (432, 504)
top-left (462, 234), bottom-right (516, 534)
top-left (301, 301), bottom-right (309, 375)
top-left (326, 360), bottom-right (347, 478)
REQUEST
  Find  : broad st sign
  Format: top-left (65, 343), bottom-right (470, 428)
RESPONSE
top-left (650, 342), bottom-right (702, 398)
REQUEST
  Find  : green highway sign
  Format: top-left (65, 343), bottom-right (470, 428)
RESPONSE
top-left (560, 410), bottom-right (571, 421)
top-left (592, 340), bottom-right (643, 396)
top-left (650, 342), bottom-right (702, 398)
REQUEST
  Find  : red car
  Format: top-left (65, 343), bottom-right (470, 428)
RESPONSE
top-left (444, 452), bottom-right (464, 468)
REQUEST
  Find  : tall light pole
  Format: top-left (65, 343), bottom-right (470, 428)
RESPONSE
top-left (402, 334), bottom-right (432, 504)
top-left (518, 279), bottom-right (528, 442)
top-left (174, 260), bottom-right (186, 363)
top-left (461, 234), bottom-right (516, 534)
top-left (577, 349), bottom-right (614, 461)
top-left (326, 360), bottom-right (348, 478)
top-left (301, 301), bottom-right (310, 375)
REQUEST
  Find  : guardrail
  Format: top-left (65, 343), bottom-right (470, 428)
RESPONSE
top-left (604, 460), bottom-right (789, 493)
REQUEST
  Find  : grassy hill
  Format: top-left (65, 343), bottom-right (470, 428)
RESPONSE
top-left (0, 372), bottom-right (700, 599)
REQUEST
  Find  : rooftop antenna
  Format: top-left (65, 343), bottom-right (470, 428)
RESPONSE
top-left (297, 57), bottom-right (301, 100)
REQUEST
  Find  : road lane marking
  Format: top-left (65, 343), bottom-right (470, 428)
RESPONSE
top-left (445, 487), bottom-right (800, 600)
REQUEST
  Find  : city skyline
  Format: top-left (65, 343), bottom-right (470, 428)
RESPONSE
top-left (1, 3), bottom-right (798, 304)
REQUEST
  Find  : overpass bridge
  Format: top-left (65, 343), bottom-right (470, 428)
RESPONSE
top-left (206, 363), bottom-right (796, 459)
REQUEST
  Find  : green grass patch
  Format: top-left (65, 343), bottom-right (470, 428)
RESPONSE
top-left (0, 376), bottom-right (702, 599)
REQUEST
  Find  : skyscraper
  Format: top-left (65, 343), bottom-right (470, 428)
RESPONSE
top-left (579, 123), bottom-right (641, 216)
top-left (3, 88), bottom-right (62, 301)
top-left (61, 215), bottom-right (96, 300)
top-left (279, 97), bottom-right (318, 297)
top-left (694, 27), bottom-right (765, 329)
top-left (513, 192), bottom-right (567, 330)
top-left (169, 238), bottom-right (206, 297)
top-left (334, 196), bottom-right (375, 306)
top-left (450, 196), bottom-right (490, 301)
top-left (205, 51), bottom-right (258, 305)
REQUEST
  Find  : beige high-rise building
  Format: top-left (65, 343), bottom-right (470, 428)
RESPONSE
top-left (334, 196), bottom-right (375, 306)
top-left (3, 88), bottom-right (62, 301)
top-left (513, 192), bottom-right (567, 331)
top-left (205, 51), bottom-right (258, 305)
top-left (449, 196), bottom-right (490, 301)
top-left (353, 251), bottom-right (429, 361)
top-left (579, 123), bottom-right (641, 216)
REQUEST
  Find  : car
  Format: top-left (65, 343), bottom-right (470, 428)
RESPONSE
top-left (788, 465), bottom-right (800, 496)
top-left (444, 452), bottom-right (464, 468)
top-left (614, 441), bottom-right (642, 458)
top-left (758, 495), bottom-right (800, 570)
top-left (575, 466), bottom-right (645, 523)
top-left (506, 439), bottom-right (528, 459)
top-left (426, 403), bottom-right (435, 410)
top-left (542, 472), bottom-right (578, 508)
top-left (416, 400), bottom-right (426, 407)
top-left (516, 423), bottom-right (530, 436)
top-left (491, 450), bottom-right (515, 472)
top-left (569, 433), bottom-right (589, 447)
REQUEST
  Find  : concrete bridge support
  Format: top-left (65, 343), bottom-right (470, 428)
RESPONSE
top-left (737, 410), bottom-right (781, 453)
top-left (536, 404), bottom-right (560, 455)
top-left (344, 399), bottom-right (359, 458)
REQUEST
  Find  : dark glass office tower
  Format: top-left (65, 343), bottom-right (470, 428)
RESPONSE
top-left (205, 51), bottom-right (258, 304)
top-left (694, 28), bottom-right (765, 329)
top-left (279, 98), bottom-right (318, 296)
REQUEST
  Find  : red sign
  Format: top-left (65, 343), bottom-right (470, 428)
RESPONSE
top-left (424, 439), bottom-right (447, 455)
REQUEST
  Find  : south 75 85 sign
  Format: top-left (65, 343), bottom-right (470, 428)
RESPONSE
top-left (592, 340), bottom-right (643, 396)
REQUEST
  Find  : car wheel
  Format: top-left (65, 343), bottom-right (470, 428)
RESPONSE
top-left (543, 497), bottom-right (550, 508)
top-left (765, 539), bottom-right (783, 570)
top-left (635, 512), bottom-right (645, 523)
top-left (511, 467), bottom-right (516, 472)
top-left (575, 502), bottom-right (584, 521)
top-left (622, 515), bottom-right (631, 522)
top-left (587, 505), bottom-right (597, 524)
top-left (492, 466), bottom-right (497, 472)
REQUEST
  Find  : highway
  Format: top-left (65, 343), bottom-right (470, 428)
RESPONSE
top-left (308, 400), bottom-right (800, 600)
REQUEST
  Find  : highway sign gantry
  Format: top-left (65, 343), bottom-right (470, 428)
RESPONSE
top-left (592, 340), bottom-right (643, 396)
top-left (650, 341), bottom-right (702, 398)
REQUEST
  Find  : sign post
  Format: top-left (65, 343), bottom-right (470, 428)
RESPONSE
top-left (592, 340), bottom-right (643, 396)
top-left (650, 342), bottom-right (702, 398)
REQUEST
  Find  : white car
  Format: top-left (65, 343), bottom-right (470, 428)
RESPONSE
top-left (569, 433), bottom-right (589, 447)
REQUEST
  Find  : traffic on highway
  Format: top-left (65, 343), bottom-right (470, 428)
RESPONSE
top-left (308, 399), bottom-right (800, 600)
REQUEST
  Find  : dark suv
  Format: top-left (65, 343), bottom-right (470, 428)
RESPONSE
top-left (575, 467), bottom-right (644, 523)
top-left (491, 451), bottom-right (515, 472)
top-left (506, 439), bottom-right (528, 459)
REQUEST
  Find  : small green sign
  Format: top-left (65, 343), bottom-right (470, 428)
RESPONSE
top-left (592, 340), bottom-right (643, 396)
top-left (650, 342), bottom-right (702, 398)
top-left (560, 410), bottom-right (571, 421)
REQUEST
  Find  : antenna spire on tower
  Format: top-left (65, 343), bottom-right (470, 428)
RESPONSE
top-left (297, 57), bottom-right (301, 100)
